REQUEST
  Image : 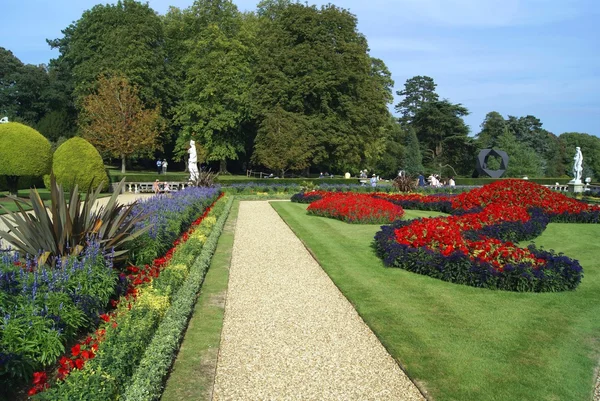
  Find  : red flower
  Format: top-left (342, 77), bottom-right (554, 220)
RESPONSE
top-left (71, 344), bottom-right (81, 357)
top-left (99, 314), bottom-right (110, 322)
top-left (74, 358), bottom-right (85, 370)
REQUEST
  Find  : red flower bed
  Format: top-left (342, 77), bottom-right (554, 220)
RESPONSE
top-left (451, 179), bottom-right (600, 214)
top-left (374, 180), bottom-right (587, 291)
top-left (307, 193), bottom-right (404, 224)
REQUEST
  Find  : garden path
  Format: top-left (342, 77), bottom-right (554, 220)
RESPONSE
top-left (212, 201), bottom-right (424, 400)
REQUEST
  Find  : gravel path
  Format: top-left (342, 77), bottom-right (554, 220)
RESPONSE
top-left (213, 201), bottom-right (425, 400)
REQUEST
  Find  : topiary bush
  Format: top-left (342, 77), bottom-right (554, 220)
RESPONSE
top-left (48, 137), bottom-right (109, 191)
top-left (0, 122), bottom-right (52, 195)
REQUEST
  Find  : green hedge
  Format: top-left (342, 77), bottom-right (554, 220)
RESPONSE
top-left (455, 177), bottom-right (573, 186)
top-left (122, 197), bottom-right (232, 401)
top-left (0, 122), bottom-right (52, 177)
top-left (0, 175), bottom-right (44, 192)
top-left (48, 137), bottom-right (109, 192)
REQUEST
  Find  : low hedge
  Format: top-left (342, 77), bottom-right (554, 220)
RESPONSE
top-left (122, 196), bottom-right (232, 401)
top-left (455, 177), bottom-right (572, 186)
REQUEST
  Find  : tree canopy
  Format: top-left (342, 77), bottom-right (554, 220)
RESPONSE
top-left (80, 75), bottom-right (162, 173)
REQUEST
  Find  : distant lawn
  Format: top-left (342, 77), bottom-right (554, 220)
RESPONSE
top-left (0, 189), bottom-right (111, 215)
top-left (271, 201), bottom-right (600, 401)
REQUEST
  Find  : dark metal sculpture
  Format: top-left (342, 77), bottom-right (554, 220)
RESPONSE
top-left (476, 149), bottom-right (509, 178)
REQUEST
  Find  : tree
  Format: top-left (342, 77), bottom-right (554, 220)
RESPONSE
top-left (376, 117), bottom-right (406, 179)
top-left (252, 2), bottom-right (393, 172)
top-left (80, 75), bottom-right (162, 173)
top-left (0, 122), bottom-right (52, 196)
top-left (0, 48), bottom-right (50, 124)
top-left (252, 106), bottom-right (315, 177)
top-left (173, 0), bottom-right (252, 173)
top-left (401, 126), bottom-right (423, 176)
top-left (394, 75), bottom-right (439, 125)
top-left (496, 127), bottom-right (543, 177)
top-left (48, 0), bottom-right (172, 109)
top-left (477, 111), bottom-right (506, 149)
top-left (412, 100), bottom-right (470, 168)
top-left (559, 132), bottom-right (600, 180)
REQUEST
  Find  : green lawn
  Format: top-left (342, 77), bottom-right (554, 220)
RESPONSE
top-left (271, 201), bottom-right (600, 401)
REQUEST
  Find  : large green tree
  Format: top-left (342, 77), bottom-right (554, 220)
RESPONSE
top-left (412, 100), bottom-right (470, 169)
top-left (496, 127), bottom-right (543, 177)
top-left (401, 126), bottom-right (423, 176)
top-left (0, 48), bottom-right (49, 124)
top-left (48, 0), bottom-right (171, 109)
top-left (394, 75), bottom-right (439, 125)
top-left (476, 111), bottom-right (506, 149)
top-left (173, 0), bottom-right (253, 173)
top-left (252, 106), bottom-right (315, 177)
top-left (251, 2), bottom-right (393, 173)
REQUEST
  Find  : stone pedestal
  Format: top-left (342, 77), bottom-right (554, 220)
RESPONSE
top-left (568, 181), bottom-right (584, 193)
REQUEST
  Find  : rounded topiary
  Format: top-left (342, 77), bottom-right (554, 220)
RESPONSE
top-left (51, 137), bottom-right (109, 191)
top-left (0, 122), bottom-right (52, 195)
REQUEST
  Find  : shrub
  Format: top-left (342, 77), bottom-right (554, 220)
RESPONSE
top-left (0, 122), bottom-right (52, 195)
top-left (47, 137), bottom-right (109, 192)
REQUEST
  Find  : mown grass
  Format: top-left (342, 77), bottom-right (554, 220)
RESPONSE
top-left (161, 199), bottom-right (239, 401)
top-left (271, 201), bottom-right (600, 401)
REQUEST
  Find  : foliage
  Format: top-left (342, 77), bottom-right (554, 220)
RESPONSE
top-left (0, 242), bottom-right (116, 388)
top-left (402, 126), bottom-right (423, 175)
top-left (476, 111), bottom-right (505, 149)
top-left (173, 0), bottom-right (252, 173)
top-left (560, 132), bottom-right (600, 181)
top-left (412, 100), bottom-right (470, 165)
top-left (189, 169), bottom-right (219, 187)
top-left (80, 75), bottom-right (162, 174)
top-left (125, 187), bottom-right (221, 266)
top-left (0, 176), bottom-right (148, 266)
top-left (48, 136), bottom-right (109, 192)
top-left (307, 193), bottom-right (404, 224)
top-left (36, 110), bottom-right (76, 142)
top-left (121, 197), bottom-right (231, 401)
top-left (375, 117), bottom-right (405, 179)
top-left (252, 2), bottom-right (393, 172)
top-left (0, 48), bottom-right (50, 124)
top-left (495, 127), bottom-right (543, 177)
top-left (252, 106), bottom-right (315, 177)
top-left (0, 122), bottom-right (52, 195)
top-left (30, 195), bottom-right (228, 400)
top-left (394, 75), bottom-right (439, 125)
top-left (392, 175), bottom-right (417, 192)
top-left (47, 0), bottom-right (172, 109)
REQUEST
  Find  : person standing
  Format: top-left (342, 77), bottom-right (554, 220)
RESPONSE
top-left (370, 174), bottom-right (377, 188)
top-left (153, 179), bottom-right (160, 195)
top-left (448, 177), bottom-right (456, 187)
top-left (162, 159), bottom-right (168, 174)
top-left (156, 159), bottom-right (162, 174)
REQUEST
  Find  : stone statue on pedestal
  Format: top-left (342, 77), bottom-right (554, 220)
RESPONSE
top-left (570, 147), bottom-right (583, 184)
top-left (188, 140), bottom-right (199, 181)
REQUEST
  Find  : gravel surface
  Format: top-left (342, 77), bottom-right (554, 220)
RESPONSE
top-left (213, 201), bottom-right (425, 400)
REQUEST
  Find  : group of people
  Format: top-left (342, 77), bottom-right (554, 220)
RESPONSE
top-left (156, 159), bottom-right (169, 174)
top-left (153, 180), bottom-right (171, 195)
top-left (417, 173), bottom-right (455, 187)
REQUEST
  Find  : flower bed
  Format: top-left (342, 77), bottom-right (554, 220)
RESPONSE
top-left (29, 194), bottom-right (229, 399)
top-left (373, 180), bottom-right (594, 292)
top-left (307, 193), bottom-right (404, 224)
top-left (0, 243), bottom-right (118, 389)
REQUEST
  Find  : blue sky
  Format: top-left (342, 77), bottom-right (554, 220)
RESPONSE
top-left (2, 0), bottom-right (599, 137)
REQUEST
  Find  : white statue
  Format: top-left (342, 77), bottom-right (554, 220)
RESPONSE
top-left (0, 117), bottom-right (8, 124)
top-left (188, 140), bottom-right (199, 181)
top-left (571, 146), bottom-right (583, 184)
